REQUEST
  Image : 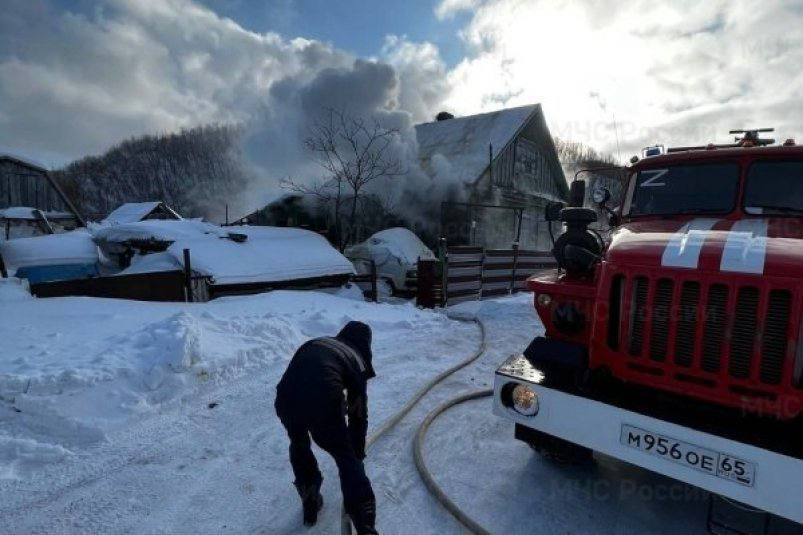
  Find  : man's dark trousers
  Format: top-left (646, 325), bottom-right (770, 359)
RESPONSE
top-left (276, 399), bottom-right (375, 519)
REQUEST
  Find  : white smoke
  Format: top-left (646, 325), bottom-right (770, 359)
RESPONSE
top-left (0, 0), bottom-right (470, 232)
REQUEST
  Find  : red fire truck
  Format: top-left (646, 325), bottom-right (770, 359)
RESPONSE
top-left (493, 129), bottom-right (803, 532)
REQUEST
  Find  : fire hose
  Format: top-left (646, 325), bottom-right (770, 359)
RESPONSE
top-left (341, 316), bottom-right (493, 534)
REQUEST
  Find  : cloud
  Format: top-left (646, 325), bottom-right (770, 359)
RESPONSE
top-left (434, 0), bottom-right (482, 20)
top-left (0, 0), bottom-right (446, 170)
top-left (442, 0), bottom-right (803, 160)
top-left (3, 0), bottom-right (802, 187)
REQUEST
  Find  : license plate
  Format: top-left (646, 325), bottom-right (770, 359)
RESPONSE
top-left (620, 424), bottom-right (756, 487)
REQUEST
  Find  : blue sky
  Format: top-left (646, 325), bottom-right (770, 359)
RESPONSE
top-left (51, 0), bottom-right (470, 65)
top-left (195, 0), bottom-right (472, 66)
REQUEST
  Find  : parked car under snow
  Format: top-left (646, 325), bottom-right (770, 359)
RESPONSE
top-left (345, 228), bottom-right (435, 293)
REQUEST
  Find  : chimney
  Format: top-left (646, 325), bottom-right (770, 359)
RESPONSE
top-left (436, 111), bottom-right (454, 122)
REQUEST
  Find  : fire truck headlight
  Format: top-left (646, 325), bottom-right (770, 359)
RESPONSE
top-left (536, 293), bottom-right (552, 307)
top-left (502, 382), bottom-right (539, 416)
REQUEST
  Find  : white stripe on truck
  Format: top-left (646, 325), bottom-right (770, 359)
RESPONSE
top-left (720, 219), bottom-right (768, 275)
top-left (661, 218), bottom-right (719, 269)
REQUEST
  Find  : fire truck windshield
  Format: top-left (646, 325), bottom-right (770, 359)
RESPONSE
top-left (628, 163), bottom-right (739, 216)
top-left (744, 160), bottom-right (803, 215)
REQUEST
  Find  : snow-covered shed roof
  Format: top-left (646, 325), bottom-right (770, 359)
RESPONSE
top-left (102, 202), bottom-right (182, 226)
top-left (0, 207), bottom-right (76, 221)
top-left (0, 229), bottom-right (99, 271)
top-left (93, 219), bottom-right (224, 244)
top-left (0, 207), bottom-right (40, 220)
top-left (415, 104), bottom-right (540, 184)
top-left (105, 222), bottom-right (354, 285)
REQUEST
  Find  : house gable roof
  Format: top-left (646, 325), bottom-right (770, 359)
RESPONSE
top-left (414, 104), bottom-right (568, 198)
top-left (415, 104), bottom-right (537, 184)
top-left (0, 153), bottom-right (49, 173)
top-left (0, 154), bottom-right (86, 226)
top-left (102, 202), bottom-right (182, 226)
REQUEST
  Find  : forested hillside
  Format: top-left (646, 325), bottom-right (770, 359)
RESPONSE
top-left (52, 125), bottom-right (249, 221)
top-left (554, 138), bottom-right (618, 174)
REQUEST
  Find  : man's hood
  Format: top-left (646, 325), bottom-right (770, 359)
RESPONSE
top-left (336, 321), bottom-right (375, 379)
top-left (606, 217), bottom-right (803, 278)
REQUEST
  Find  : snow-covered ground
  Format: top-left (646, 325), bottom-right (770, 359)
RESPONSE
top-left (0, 287), bottom-right (710, 534)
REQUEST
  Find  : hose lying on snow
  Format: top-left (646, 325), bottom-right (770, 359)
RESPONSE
top-left (341, 316), bottom-right (488, 535)
top-left (413, 389), bottom-right (493, 535)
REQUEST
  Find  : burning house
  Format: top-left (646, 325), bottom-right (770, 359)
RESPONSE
top-left (416, 104), bottom-right (568, 250)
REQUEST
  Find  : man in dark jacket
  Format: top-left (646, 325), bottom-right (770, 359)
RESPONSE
top-left (275, 321), bottom-right (378, 534)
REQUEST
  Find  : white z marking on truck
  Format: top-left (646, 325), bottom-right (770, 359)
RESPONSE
top-left (661, 219), bottom-right (719, 269)
top-left (720, 219), bottom-right (768, 274)
top-left (639, 169), bottom-right (668, 187)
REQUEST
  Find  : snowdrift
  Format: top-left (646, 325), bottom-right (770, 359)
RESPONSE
top-left (0, 290), bottom-right (451, 479)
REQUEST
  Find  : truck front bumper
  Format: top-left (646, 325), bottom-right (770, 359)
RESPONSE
top-left (493, 354), bottom-right (803, 525)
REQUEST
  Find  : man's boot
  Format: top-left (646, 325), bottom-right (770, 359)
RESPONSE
top-left (295, 480), bottom-right (323, 527)
top-left (349, 500), bottom-right (379, 535)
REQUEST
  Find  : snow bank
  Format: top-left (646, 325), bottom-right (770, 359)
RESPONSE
top-left (0, 290), bottom-right (451, 477)
top-left (0, 435), bottom-right (73, 480)
top-left (0, 230), bottom-right (98, 272)
top-left (0, 278), bottom-right (32, 301)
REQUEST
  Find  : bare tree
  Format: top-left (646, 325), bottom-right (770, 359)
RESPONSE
top-left (283, 107), bottom-right (405, 250)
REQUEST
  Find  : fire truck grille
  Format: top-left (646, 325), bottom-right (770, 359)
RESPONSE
top-left (649, 279), bottom-right (674, 362)
top-left (761, 290), bottom-right (792, 384)
top-left (673, 281), bottom-right (700, 367)
top-left (728, 287), bottom-right (760, 379)
top-left (701, 284), bottom-right (728, 373)
top-left (611, 275), bottom-right (795, 389)
top-left (628, 277), bottom-right (649, 356)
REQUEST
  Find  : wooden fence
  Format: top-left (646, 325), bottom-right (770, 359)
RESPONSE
top-left (30, 270), bottom-right (210, 302)
top-left (441, 245), bottom-right (556, 306)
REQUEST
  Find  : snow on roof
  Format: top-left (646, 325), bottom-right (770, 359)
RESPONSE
top-left (414, 104), bottom-right (538, 183)
top-left (362, 228), bottom-right (435, 265)
top-left (118, 225), bottom-right (354, 284)
top-left (0, 207), bottom-right (37, 220)
top-left (0, 229), bottom-right (98, 270)
top-left (101, 202), bottom-right (181, 226)
top-left (0, 207), bottom-right (77, 221)
top-left (93, 219), bottom-right (221, 243)
top-left (0, 153), bottom-right (49, 172)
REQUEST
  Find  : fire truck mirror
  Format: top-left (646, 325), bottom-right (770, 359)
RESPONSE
top-left (545, 201), bottom-right (565, 222)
